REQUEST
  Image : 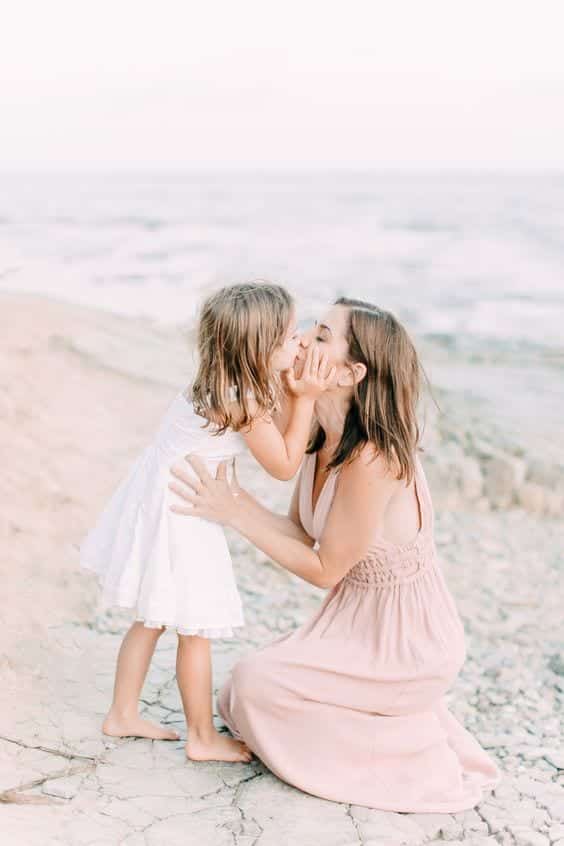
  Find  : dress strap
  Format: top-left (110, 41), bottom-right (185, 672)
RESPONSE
top-left (415, 455), bottom-right (434, 531)
top-left (297, 454), bottom-right (315, 538)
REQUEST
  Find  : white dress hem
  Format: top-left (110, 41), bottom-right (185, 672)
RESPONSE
top-left (135, 617), bottom-right (243, 639)
top-left (81, 562), bottom-right (245, 639)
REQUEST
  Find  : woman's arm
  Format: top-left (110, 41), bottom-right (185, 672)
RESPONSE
top-left (232, 464), bottom-right (314, 545)
top-left (170, 448), bottom-right (397, 589)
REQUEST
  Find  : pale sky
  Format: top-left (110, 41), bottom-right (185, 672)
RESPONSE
top-left (2, 0), bottom-right (564, 170)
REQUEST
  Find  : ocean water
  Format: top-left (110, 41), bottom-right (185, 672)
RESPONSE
top-left (1, 170), bottom-right (562, 459)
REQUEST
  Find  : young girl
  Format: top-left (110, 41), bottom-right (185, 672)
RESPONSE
top-left (80, 282), bottom-right (334, 763)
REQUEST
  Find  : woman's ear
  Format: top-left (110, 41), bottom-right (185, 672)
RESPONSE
top-left (352, 362), bottom-right (367, 385)
top-left (337, 362), bottom-right (367, 387)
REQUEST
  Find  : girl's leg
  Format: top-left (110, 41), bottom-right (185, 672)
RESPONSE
top-left (176, 634), bottom-right (252, 762)
top-left (103, 621), bottom-right (179, 740)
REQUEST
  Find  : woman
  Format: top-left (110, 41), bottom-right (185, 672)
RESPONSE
top-left (170, 297), bottom-right (500, 813)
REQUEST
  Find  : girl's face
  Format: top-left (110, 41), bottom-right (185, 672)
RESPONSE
top-left (270, 311), bottom-right (301, 372)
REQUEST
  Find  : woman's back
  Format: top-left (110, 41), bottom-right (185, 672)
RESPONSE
top-left (367, 462), bottom-right (422, 548)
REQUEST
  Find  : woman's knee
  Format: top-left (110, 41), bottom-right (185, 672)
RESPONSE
top-left (217, 676), bottom-right (232, 721)
top-left (231, 654), bottom-right (270, 700)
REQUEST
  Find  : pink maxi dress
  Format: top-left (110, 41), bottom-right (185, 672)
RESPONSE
top-left (218, 453), bottom-right (500, 813)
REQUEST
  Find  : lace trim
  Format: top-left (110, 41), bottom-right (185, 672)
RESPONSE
top-left (136, 617), bottom-right (243, 639)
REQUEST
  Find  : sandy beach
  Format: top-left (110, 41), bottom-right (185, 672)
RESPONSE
top-left (1, 291), bottom-right (563, 845)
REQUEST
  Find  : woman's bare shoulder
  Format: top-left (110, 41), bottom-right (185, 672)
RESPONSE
top-left (342, 443), bottom-right (401, 483)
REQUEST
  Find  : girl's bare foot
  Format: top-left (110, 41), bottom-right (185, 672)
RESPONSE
top-left (103, 709), bottom-right (180, 741)
top-left (186, 730), bottom-right (252, 763)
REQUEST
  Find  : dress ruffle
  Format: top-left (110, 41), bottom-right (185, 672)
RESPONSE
top-left (135, 617), bottom-right (241, 639)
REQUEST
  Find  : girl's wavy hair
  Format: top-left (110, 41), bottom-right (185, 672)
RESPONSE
top-left (191, 282), bottom-right (293, 434)
top-left (308, 297), bottom-right (423, 483)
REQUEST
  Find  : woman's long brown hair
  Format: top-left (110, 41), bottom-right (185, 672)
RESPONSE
top-left (308, 298), bottom-right (422, 483)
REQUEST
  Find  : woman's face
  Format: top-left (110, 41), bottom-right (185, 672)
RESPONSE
top-left (297, 305), bottom-right (351, 385)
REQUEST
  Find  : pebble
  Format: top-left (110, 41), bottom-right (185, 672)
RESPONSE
top-left (549, 655), bottom-right (564, 677)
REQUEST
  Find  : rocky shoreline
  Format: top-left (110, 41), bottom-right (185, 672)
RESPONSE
top-left (1, 292), bottom-right (562, 845)
top-left (421, 386), bottom-right (564, 518)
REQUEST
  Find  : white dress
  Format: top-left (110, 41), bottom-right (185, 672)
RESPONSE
top-left (80, 392), bottom-right (246, 638)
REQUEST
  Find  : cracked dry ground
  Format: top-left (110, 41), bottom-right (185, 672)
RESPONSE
top-left (1, 508), bottom-right (563, 846)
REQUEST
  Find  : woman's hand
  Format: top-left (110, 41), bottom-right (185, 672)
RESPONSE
top-left (169, 456), bottom-right (240, 526)
top-left (285, 342), bottom-right (335, 399)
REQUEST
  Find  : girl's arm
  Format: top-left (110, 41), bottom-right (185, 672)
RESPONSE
top-left (241, 346), bottom-right (334, 482)
top-left (269, 388), bottom-right (296, 435)
top-left (241, 396), bottom-right (315, 481)
top-left (170, 448), bottom-right (397, 589)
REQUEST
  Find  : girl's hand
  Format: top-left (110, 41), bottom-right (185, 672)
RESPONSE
top-left (285, 344), bottom-right (336, 399)
top-left (169, 455), bottom-right (240, 526)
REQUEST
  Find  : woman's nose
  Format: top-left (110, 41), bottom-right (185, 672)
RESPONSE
top-left (299, 327), bottom-right (314, 348)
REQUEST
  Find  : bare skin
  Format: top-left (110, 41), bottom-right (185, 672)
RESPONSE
top-left (102, 622), bottom-right (252, 761)
top-left (177, 634), bottom-right (252, 763)
top-left (170, 306), bottom-right (423, 591)
top-left (102, 621), bottom-right (180, 740)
